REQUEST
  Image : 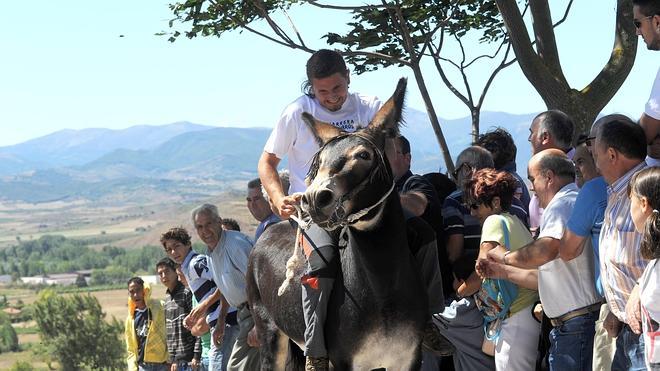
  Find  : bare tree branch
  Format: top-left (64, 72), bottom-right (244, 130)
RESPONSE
top-left (306, 0), bottom-right (389, 11)
top-left (454, 35), bottom-right (475, 104)
top-left (250, 0), bottom-right (296, 45)
top-left (477, 42), bottom-right (515, 109)
top-left (283, 9), bottom-right (307, 47)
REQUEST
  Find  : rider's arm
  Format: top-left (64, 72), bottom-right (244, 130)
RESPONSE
top-left (258, 152), bottom-right (296, 219)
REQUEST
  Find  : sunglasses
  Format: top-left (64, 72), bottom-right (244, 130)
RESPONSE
top-left (452, 162), bottom-right (473, 180)
top-left (584, 136), bottom-right (596, 147)
top-left (634, 15), bottom-right (654, 29)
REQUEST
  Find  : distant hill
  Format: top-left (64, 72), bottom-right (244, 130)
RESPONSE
top-left (401, 110), bottom-right (536, 174)
top-left (0, 111), bottom-right (538, 203)
top-left (0, 121), bottom-right (212, 175)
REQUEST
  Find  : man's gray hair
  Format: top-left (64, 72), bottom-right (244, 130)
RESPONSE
top-left (455, 146), bottom-right (494, 184)
top-left (538, 153), bottom-right (576, 181)
top-left (191, 203), bottom-right (222, 225)
top-left (536, 110), bottom-right (575, 151)
top-left (457, 146), bottom-right (494, 171)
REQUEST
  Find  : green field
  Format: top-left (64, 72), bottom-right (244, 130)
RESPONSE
top-left (0, 285), bottom-right (168, 370)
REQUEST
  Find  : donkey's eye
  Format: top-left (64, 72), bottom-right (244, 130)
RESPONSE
top-left (356, 151), bottom-right (371, 161)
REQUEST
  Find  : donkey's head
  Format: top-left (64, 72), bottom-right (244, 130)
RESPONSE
top-left (300, 78), bottom-right (407, 230)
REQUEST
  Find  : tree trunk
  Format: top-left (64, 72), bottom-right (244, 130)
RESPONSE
top-left (471, 108), bottom-right (480, 144)
top-left (496, 0), bottom-right (637, 136)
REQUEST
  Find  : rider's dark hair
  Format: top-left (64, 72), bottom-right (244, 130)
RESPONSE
top-left (632, 0), bottom-right (660, 16)
top-left (302, 49), bottom-right (348, 98)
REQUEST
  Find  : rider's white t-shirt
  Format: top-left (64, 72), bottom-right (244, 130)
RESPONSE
top-left (264, 92), bottom-right (381, 194)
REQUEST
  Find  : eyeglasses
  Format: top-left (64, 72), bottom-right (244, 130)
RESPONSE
top-left (584, 136), bottom-right (597, 147)
top-left (452, 162), bottom-right (473, 180)
top-left (634, 15), bottom-right (654, 29)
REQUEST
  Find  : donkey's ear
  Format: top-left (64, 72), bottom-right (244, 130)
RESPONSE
top-left (302, 112), bottom-right (345, 146)
top-left (363, 78), bottom-right (407, 147)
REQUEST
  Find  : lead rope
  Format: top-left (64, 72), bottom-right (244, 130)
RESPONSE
top-left (277, 193), bottom-right (309, 296)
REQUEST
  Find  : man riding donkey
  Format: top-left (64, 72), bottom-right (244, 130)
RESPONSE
top-left (257, 49), bottom-right (453, 370)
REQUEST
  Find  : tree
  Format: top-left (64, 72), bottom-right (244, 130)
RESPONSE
top-left (0, 313), bottom-right (18, 353)
top-left (166, 0), bottom-right (540, 172)
top-left (495, 0), bottom-right (637, 135)
top-left (33, 290), bottom-right (124, 370)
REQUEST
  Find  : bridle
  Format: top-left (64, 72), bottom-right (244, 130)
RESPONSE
top-left (305, 133), bottom-right (395, 230)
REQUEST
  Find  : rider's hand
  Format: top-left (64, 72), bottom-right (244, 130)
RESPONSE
top-left (274, 194), bottom-right (301, 219)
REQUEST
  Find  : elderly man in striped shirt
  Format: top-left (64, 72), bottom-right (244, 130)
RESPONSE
top-left (593, 116), bottom-right (649, 370)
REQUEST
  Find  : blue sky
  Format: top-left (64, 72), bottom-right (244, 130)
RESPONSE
top-left (0, 1), bottom-right (657, 147)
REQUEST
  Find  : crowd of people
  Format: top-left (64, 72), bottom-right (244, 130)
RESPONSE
top-left (123, 1), bottom-right (660, 370)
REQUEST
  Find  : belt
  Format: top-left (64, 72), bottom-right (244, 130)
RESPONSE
top-left (550, 301), bottom-right (602, 327)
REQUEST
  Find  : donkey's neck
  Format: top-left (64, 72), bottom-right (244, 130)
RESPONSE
top-left (349, 193), bottom-right (408, 250)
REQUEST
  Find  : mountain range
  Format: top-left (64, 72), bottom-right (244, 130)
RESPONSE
top-left (0, 111), bottom-right (537, 203)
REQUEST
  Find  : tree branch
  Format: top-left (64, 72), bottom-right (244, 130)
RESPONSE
top-left (306, 0), bottom-right (389, 11)
top-left (250, 0), bottom-right (296, 45)
top-left (429, 42), bottom-right (471, 108)
top-left (478, 42), bottom-right (515, 109)
top-left (529, 0), bottom-right (566, 82)
top-left (582, 0), bottom-right (637, 110)
top-left (495, 0), bottom-right (564, 106)
top-left (455, 35), bottom-right (474, 104)
top-left (282, 9), bottom-right (306, 48)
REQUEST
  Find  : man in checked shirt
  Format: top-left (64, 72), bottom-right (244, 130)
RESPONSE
top-left (157, 257), bottom-right (199, 371)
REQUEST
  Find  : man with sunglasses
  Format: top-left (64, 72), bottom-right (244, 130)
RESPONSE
top-left (633, 0), bottom-right (660, 167)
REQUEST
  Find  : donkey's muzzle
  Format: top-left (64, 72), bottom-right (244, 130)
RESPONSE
top-left (302, 188), bottom-right (337, 222)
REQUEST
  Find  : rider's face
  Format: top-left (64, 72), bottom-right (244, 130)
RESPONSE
top-left (311, 72), bottom-right (350, 112)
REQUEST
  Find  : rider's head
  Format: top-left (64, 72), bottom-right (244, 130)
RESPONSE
top-left (303, 49), bottom-right (350, 112)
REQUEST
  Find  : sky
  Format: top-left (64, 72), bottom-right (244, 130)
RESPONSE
top-left (0, 1), bottom-right (657, 147)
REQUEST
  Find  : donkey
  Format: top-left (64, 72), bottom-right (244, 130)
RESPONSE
top-left (246, 78), bottom-right (427, 370)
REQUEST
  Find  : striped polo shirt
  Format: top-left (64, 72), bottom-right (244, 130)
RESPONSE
top-left (181, 250), bottom-right (220, 327)
top-left (599, 161), bottom-right (648, 322)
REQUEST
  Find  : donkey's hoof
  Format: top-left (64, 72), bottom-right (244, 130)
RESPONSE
top-left (305, 356), bottom-right (329, 371)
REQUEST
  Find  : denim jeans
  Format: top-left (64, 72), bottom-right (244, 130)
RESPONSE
top-left (138, 363), bottom-right (168, 371)
top-left (612, 324), bottom-right (646, 371)
top-left (199, 356), bottom-right (209, 371)
top-left (548, 311), bottom-right (597, 371)
top-left (208, 323), bottom-right (240, 371)
top-left (174, 360), bottom-right (193, 371)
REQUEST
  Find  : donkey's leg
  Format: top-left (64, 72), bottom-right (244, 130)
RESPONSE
top-left (285, 338), bottom-right (306, 371)
top-left (406, 345), bottom-right (423, 371)
top-left (250, 303), bottom-right (279, 371)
